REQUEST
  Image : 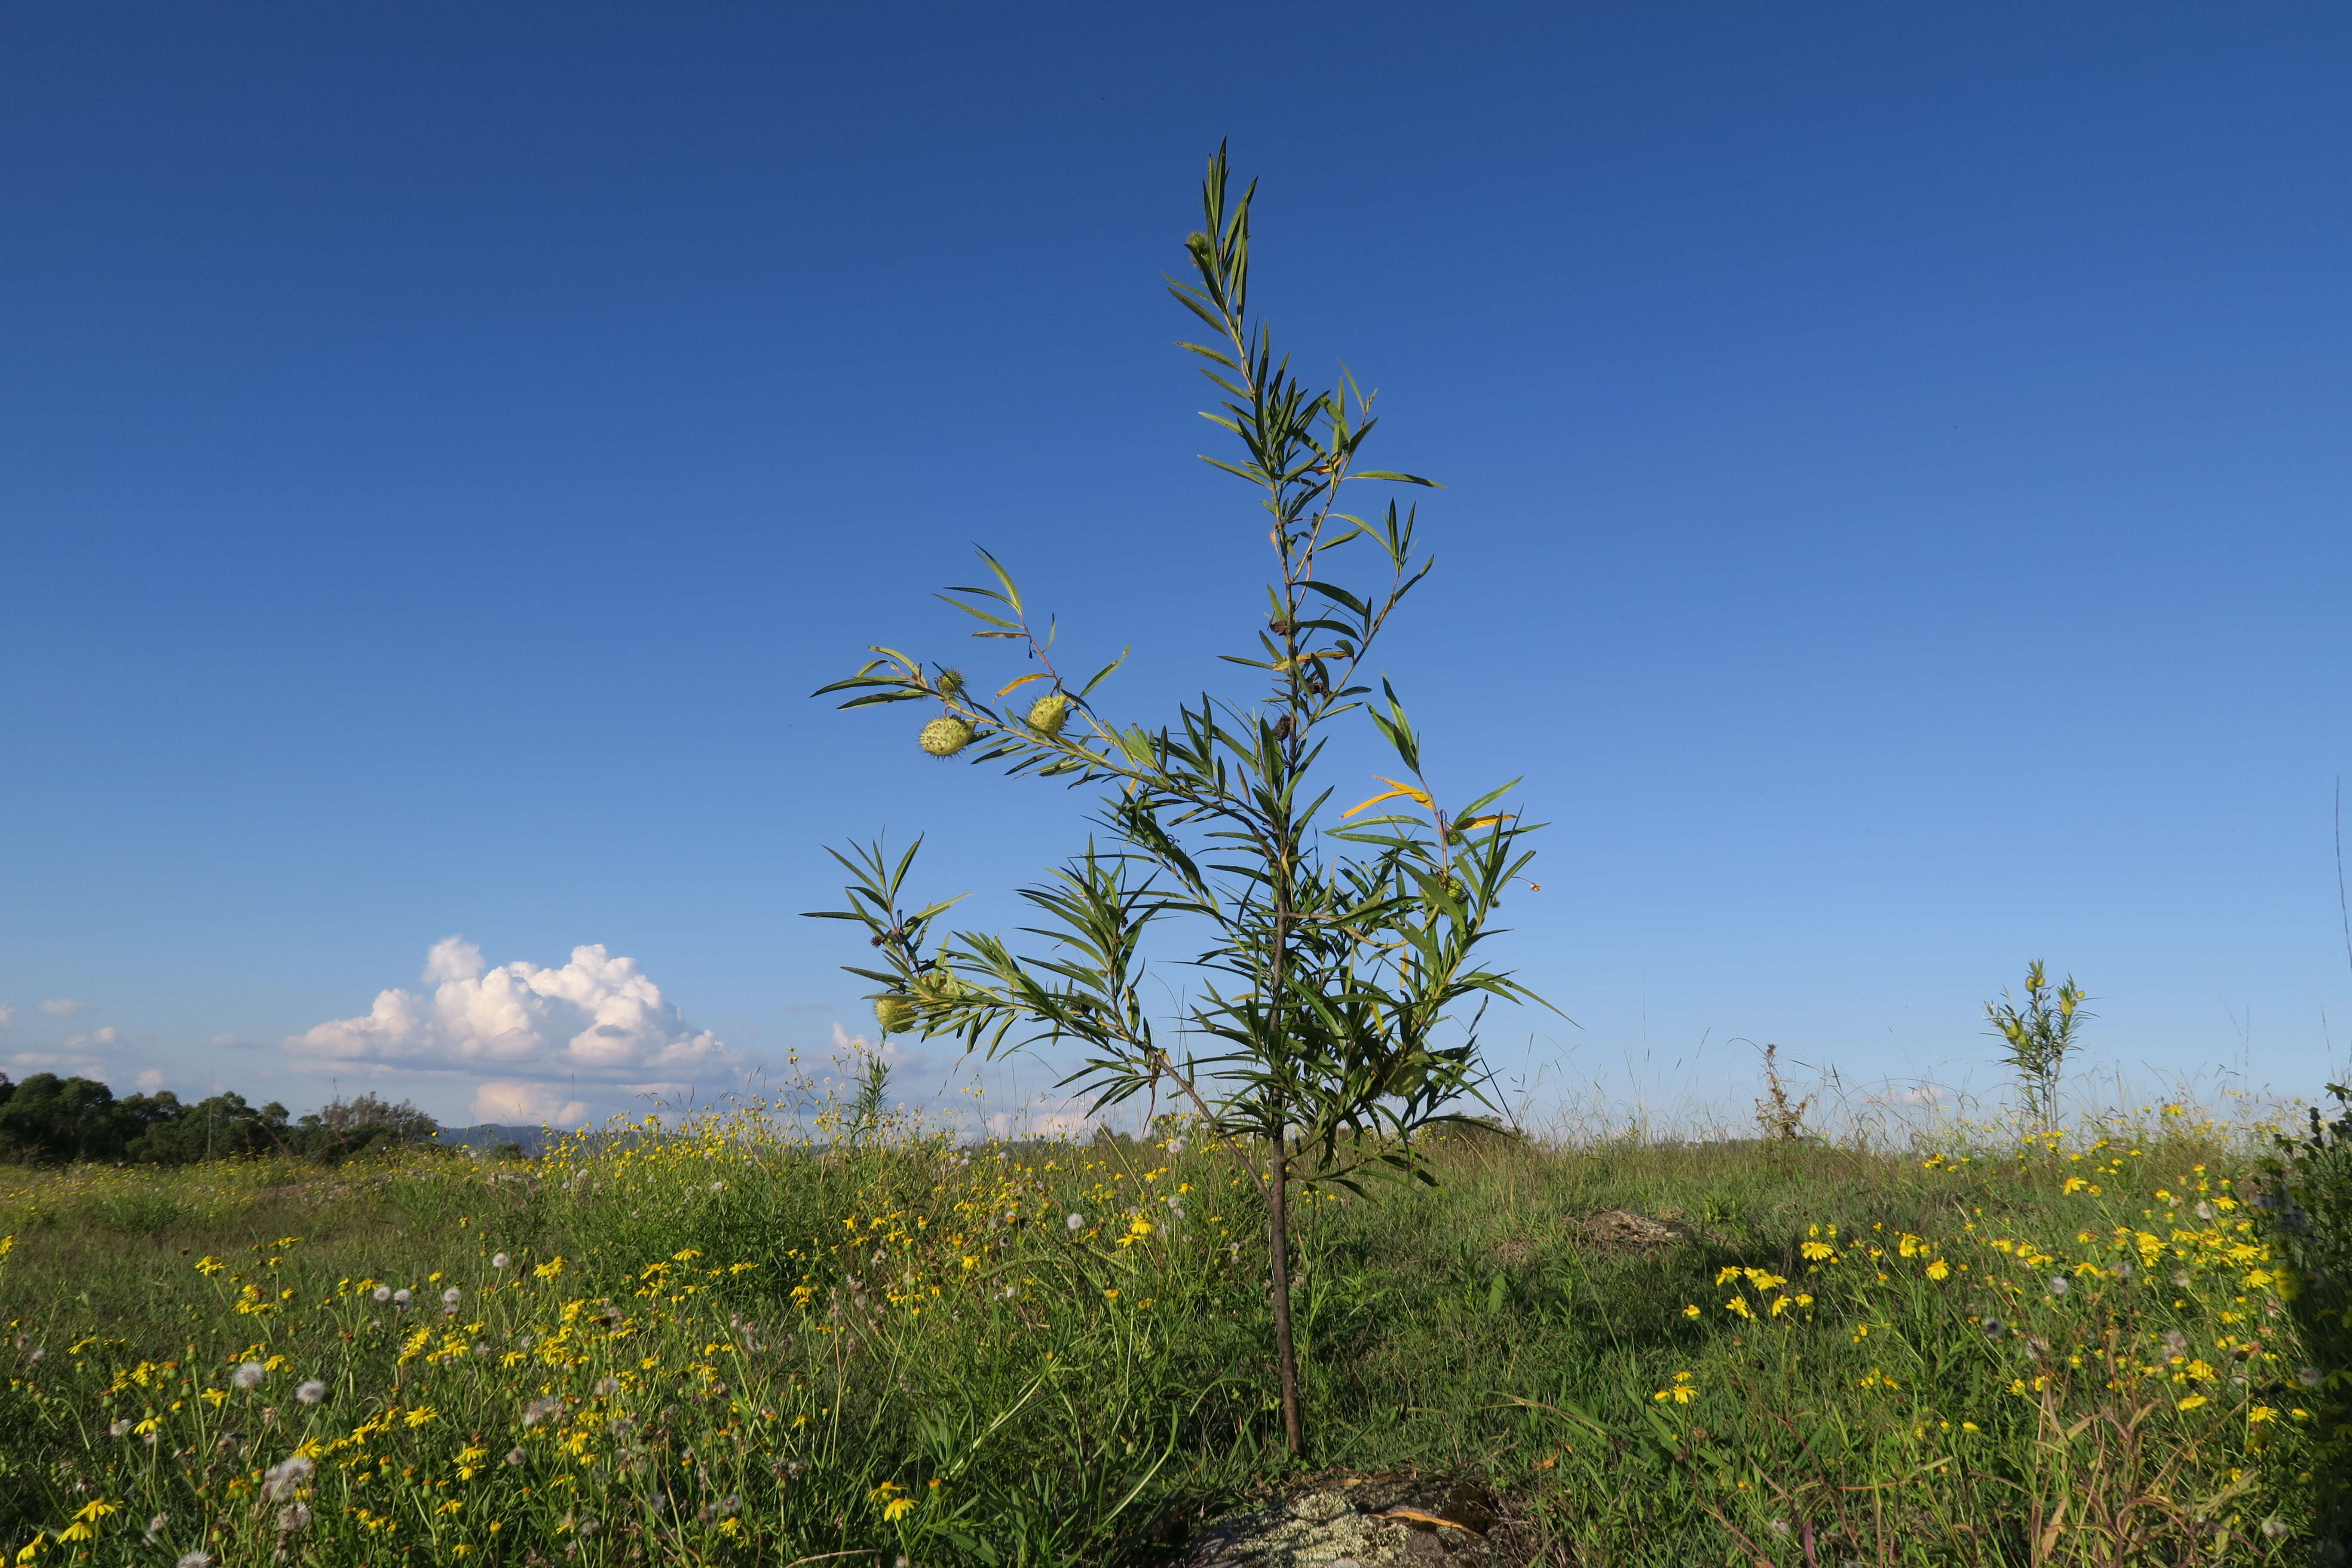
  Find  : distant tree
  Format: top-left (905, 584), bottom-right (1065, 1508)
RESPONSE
top-left (0, 1073), bottom-right (142, 1163)
top-left (126, 1091), bottom-right (290, 1164)
top-left (291, 1093), bottom-right (440, 1163)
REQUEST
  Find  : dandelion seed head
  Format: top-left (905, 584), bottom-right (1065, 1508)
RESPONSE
top-left (491, 1252), bottom-right (511, 1269)
top-left (295, 1380), bottom-right (327, 1405)
top-left (178, 1554), bottom-right (213, 1568)
top-left (392, 1288), bottom-right (412, 1306)
top-left (442, 1287), bottom-right (461, 1305)
top-left (1066, 1212), bottom-right (1086, 1231)
top-left (275, 1502), bottom-right (311, 1533)
top-left (2046, 1276), bottom-right (2070, 1296)
top-left (372, 1286), bottom-right (392, 1302)
top-left (232, 1361), bottom-right (266, 1389)
top-left (109, 1418), bottom-right (133, 1437)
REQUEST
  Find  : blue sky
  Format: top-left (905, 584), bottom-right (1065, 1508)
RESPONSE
top-left (4, 2), bottom-right (2349, 1130)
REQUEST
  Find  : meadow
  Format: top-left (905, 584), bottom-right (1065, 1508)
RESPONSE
top-left (0, 1097), bottom-right (2328, 1566)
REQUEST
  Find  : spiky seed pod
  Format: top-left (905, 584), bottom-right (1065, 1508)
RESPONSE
top-left (919, 717), bottom-right (974, 757)
top-left (1027, 692), bottom-right (1071, 737)
top-left (874, 996), bottom-right (916, 1034)
top-left (935, 668), bottom-right (966, 699)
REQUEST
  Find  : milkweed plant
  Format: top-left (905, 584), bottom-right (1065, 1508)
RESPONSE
top-left (809, 145), bottom-right (1549, 1457)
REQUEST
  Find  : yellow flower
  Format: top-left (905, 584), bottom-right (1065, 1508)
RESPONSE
top-left (1682, 1305), bottom-right (1700, 1318)
top-left (195, 1256), bottom-right (224, 1276)
top-left (533, 1257), bottom-right (567, 1280)
top-left (1925, 1259), bottom-right (1951, 1281)
top-left (2250, 1406), bottom-right (2277, 1424)
top-left (883, 1497), bottom-right (917, 1522)
top-left (2177, 1394), bottom-right (2208, 1411)
top-left (405, 1405), bottom-right (437, 1427)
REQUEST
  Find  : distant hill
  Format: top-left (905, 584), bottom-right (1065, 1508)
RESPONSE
top-left (431, 1123), bottom-right (552, 1158)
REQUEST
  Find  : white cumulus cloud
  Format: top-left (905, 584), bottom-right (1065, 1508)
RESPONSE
top-left (286, 938), bottom-right (732, 1104)
top-left (63, 1026), bottom-right (122, 1052)
top-left (39, 998), bottom-right (91, 1019)
top-left (471, 1081), bottom-right (592, 1128)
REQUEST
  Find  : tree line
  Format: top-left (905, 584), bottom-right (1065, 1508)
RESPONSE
top-left (0, 1072), bottom-right (442, 1166)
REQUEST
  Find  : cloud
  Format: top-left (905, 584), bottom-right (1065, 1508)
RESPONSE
top-left (0, 1004), bottom-right (13, 1029)
top-left (9, 1052), bottom-right (100, 1070)
top-left (471, 1081), bottom-right (592, 1128)
top-left (287, 938), bottom-right (733, 1101)
top-left (135, 1069), bottom-right (167, 1092)
top-left (1871, 1084), bottom-right (1949, 1106)
top-left (39, 998), bottom-right (92, 1019)
top-left (985, 1098), bottom-right (1099, 1139)
top-left (63, 1026), bottom-right (122, 1052)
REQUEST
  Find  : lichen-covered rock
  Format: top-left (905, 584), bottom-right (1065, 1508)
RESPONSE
top-left (1183, 1475), bottom-right (1543, 1568)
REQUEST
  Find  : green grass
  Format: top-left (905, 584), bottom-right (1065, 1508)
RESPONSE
top-left (0, 1108), bottom-right (2322, 1566)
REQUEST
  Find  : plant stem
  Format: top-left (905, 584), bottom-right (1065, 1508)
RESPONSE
top-left (1266, 1126), bottom-right (1304, 1457)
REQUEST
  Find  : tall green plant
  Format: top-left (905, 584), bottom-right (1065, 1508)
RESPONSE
top-left (806, 146), bottom-right (1547, 1457)
top-left (2255, 1085), bottom-right (2352, 1543)
top-left (1984, 960), bottom-right (2089, 1128)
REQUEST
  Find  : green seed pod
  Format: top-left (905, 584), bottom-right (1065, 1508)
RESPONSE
top-left (874, 995), bottom-right (916, 1034)
top-left (935, 668), bottom-right (966, 699)
top-left (912, 970), bottom-right (963, 1004)
top-left (919, 717), bottom-right (974, 756)
top-left (1027, 691), bottom-right (1070, 737)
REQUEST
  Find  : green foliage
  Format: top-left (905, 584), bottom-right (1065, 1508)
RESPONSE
top-left (2255, 1083), bottom-right (2352, 1541)
top-left (0, 1113), bottom-right (2314, 1565)
top-left (811, 145), bottom-right (1544, 1457)
top-left (0, 1075), bottom-right (440, 1167)
top-left (1984, 961), bottom-right (2091, 1127)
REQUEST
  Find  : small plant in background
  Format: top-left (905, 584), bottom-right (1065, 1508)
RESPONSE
top-left (808, 145), bottom-right (1547, 1458)
top-left (1985, 960), bottom-right (2090, 1129)
top-left (1752, 1042), bottom-right (1813, 1143)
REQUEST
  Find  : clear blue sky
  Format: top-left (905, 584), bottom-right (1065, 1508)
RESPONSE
top-left (5, 2), bottom-right (2349, 1130)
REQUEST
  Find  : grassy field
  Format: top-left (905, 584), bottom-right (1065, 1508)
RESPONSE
top-left (0, 1103), bottom-right (2324, 1566)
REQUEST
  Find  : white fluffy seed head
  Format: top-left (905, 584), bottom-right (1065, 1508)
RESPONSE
top-left (232, 1362), bottom-right (266, 1390)
top-left (296, 1380), bottom-right (328, 1405)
